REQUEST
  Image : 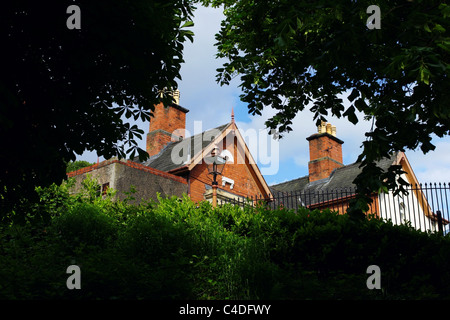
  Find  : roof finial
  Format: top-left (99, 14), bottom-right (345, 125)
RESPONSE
top-left (231, 107), bottom-right (235, 124)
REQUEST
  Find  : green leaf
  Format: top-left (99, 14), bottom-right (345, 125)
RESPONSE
top-left (181, 20), bottom-right (194, 28)
top-left (296, 17), bottom-right (303, 29)
top-left (354, 98), bottom-right (368, 113)
top-left (420, 139), bottom-right (436, 153)
top-left (419, 66), bottom-right (430, 85)
top-left (347, 89), bottom-right (359, 102)
top-left (439, 3), bottom-right (450, 18)
top-left (433, 24), bottom-right (446, 33)
top-left (343, 105), bottom-right (358, 124)
top-left (437, 41), bottom-right (450, 53)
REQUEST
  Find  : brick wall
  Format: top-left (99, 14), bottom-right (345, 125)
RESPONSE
top-left (188, 162), bottom-right (264, 202)
top-left (188, 136), bottom-right (266, 202)
top-left (146, 102), bottom-right (187, 156)
top-left (146, 130), bottom-right (172, 157)
top-left (307, 133), bottom-right (344, 182)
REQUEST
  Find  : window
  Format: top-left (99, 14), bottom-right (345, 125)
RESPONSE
top-left (101, 182), bottom-right (110, 196)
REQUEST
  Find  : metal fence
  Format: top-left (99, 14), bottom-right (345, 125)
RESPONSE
top-left (218, 183), bottom-right (450, 235)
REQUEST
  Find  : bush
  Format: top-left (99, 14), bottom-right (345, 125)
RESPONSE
top-left (52, 202), bottom-right (118, 250)
top-left (1, 179), bottom-right (450, 299)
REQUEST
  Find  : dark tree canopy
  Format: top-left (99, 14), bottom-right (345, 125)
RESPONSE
top-left (0, 1), bottom-right (195, 213)
top-left (204, 0), bottom-right (450, 212)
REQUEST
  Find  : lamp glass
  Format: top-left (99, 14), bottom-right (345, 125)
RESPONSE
top-left (205, 155), bottom-right (227, 175)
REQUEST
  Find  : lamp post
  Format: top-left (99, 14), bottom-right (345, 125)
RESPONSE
top-left (205, 146), bottom-right (227, 208)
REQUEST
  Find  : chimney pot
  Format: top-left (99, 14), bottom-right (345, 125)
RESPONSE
top-left (172, 89), bottom-right (180, 105)
top-left (331, 125), bottom-right (337, 137)
top-left (318, 121), bottom-right (327, 134)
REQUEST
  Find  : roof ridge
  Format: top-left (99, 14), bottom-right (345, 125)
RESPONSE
top-left (183, 123), bottom-right (229, 140)
top-left (270, 175), bottom-right (308, 187)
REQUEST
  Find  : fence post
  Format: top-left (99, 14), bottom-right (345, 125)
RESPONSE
top-left (437, 210), bottom-right (444, 235)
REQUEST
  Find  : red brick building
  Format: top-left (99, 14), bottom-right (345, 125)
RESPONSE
top-left (68, 94), bottom-right (271, 204)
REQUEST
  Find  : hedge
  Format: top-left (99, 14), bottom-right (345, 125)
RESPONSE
top-left (1, 178), bottom-right (450, 299)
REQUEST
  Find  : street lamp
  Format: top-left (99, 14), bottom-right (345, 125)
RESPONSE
top-left (205, 146), bottom-right (227, 208)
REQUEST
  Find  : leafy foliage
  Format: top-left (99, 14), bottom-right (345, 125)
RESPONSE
top-left (0, 0), bottom-right (196, 213)
top-left (66, 160), bottom-right (95, 173)
top-left (203, 0), bottom-right (450, 211)
top-left (1, 180), bottom-right (450, 299)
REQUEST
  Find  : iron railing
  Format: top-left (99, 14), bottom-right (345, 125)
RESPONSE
top-left (218, 183), bottom-right (450, 235)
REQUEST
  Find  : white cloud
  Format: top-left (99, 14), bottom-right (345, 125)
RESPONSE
top-left (177, 6), bottom-right (238, 135)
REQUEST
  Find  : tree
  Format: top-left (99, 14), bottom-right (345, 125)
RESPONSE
top-left (0, 1), bottom-right (195, 214)
top-left (66, 160), bottom-right (95, 173)
top-left (204, 0), bottom-right (450, 213)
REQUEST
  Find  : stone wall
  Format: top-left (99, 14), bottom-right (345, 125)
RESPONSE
top-left (68, 159), bottom-right (188, 204)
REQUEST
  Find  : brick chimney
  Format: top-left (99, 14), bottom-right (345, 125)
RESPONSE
top-left (146, 90), bottom-right (189, 157)
top-left (306, 121), bottom-right (344, 182)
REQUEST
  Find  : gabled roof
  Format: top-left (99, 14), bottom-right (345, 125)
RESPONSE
top-left (271, 152), bottom-right (400, 194)
top-left (140, 124), bottom-right (230, 172)
top-left (269, 152), bottom-right (400, 207)
top-left (140, 121), bottom-right (272, 197)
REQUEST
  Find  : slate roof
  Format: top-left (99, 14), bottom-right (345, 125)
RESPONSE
top-left (139, 123), bottom-right (230, 172)
top-left (269, 152), bottom-right (399, 207)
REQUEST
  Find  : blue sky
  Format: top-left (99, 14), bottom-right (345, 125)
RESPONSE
top-left (78, 5), bottom-right (450, 186)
